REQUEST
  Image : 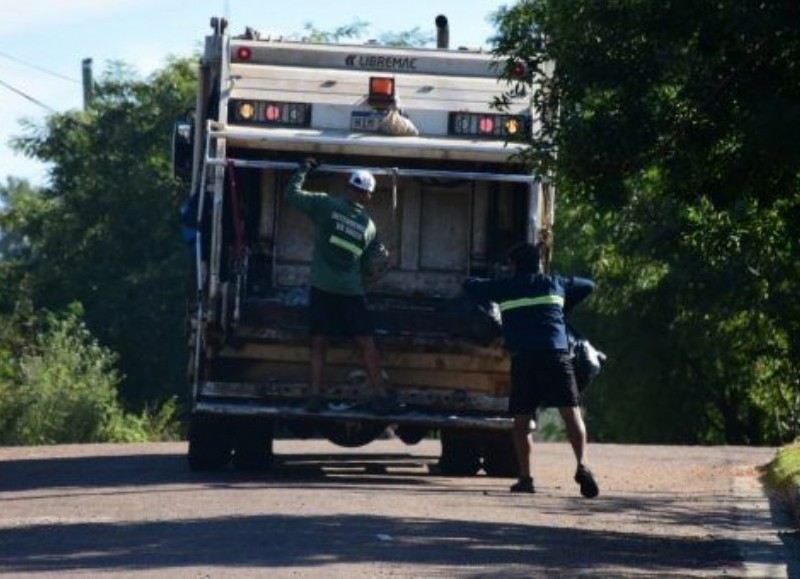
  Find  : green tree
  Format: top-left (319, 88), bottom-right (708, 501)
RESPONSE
top-left (5, 57), bottom-right (197, 407)
top-left (0, 304), bottom-right (178, 445)
top-left (492, 1), bottom-right (800, 443)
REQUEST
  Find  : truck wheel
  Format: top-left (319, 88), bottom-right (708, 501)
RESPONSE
top-left (394, 425), bottom-right (428, 445)
top-left (481, 431), bottom-right (518, 478)
top-left (437, 430), bottom-right (481, 476)
top-left (321, 421), bottom-right (385, 448)
top-left (188, 414), bottom-right (233, 471)
top-left (232, 419), bottom-right (275, 471)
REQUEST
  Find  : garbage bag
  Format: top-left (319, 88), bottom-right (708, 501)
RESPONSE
top-left (567, 324), bottom-right (606, 392)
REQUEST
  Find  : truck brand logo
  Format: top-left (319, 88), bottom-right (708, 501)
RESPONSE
top-left (345, 54), bottom-right (418, 71)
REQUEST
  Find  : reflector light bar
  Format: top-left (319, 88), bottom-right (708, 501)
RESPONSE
top-left (448, 112), bottom-right (529, 140)
top-left (228, 100), bottom-right (311, 127)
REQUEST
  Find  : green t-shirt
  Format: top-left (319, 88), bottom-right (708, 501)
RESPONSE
top-left (283, 170), bottom-right (377, 295)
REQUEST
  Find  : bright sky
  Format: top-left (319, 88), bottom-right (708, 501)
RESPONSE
top-left (0, 0), bottom-right (506, 188)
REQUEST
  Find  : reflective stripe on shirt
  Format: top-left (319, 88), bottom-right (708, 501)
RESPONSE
top-left (329, 234), bottom-right (364, 257)
top-left (499, 294), bottom-right (565, 312)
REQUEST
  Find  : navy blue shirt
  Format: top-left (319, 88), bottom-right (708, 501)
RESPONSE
top-left (463, 273), bottom-right (594, 351)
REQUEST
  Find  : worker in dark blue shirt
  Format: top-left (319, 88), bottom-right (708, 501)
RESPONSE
top-left (463, 242), bottom-right (599, 498)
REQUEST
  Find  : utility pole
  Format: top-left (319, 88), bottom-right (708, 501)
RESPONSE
top-left (82, 58), bottom-right (93, 110)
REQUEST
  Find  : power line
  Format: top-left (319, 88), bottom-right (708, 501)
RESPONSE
top-left (0, 49), bottom-right (80, 84)
top-left (0, 77), bottom-right (56, 113)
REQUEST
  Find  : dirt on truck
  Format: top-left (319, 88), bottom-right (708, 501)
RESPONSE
top-left (173, 15), bottom-right (551, 476)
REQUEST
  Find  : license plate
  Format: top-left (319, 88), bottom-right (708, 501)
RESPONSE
top-left (350, 111), bottom-right (386, 132)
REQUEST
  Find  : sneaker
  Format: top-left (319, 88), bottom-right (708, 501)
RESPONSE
top-left (305, 395), bottom-right (325, 413)
top-left (574, 464), bottom-right (599, 498)
top-left (510, 477), bottom-right (535, 494)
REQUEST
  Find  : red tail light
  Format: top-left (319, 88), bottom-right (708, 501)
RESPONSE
top-left (510, 62), bottom-right (528, 77)
top-left (234, 46), bottom-right (252, 61)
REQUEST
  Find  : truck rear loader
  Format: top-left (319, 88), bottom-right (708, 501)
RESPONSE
top-left (173, 15), bottom-right (552, 476)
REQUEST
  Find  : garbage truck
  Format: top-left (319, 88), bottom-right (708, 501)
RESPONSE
top-left (173, 15), bottom-right (553, 475)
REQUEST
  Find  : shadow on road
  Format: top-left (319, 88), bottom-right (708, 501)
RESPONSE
top-left (0, 509), bottom-right (750, 576)
top-left (0, 449), bottom-right (449, 494)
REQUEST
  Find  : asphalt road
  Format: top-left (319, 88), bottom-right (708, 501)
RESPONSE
top-left (0, 439), bottom-right (797, 578)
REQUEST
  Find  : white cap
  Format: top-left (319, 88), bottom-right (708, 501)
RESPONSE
top-left (348, 169), bottom-right (376, 193)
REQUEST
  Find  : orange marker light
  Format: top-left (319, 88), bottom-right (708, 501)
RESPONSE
top-left (237, 102), bottom-right (255, 120)
top-left (370, 77), bottom-right (394, 97)
top-left (368, 76), bottom-right (396, 108)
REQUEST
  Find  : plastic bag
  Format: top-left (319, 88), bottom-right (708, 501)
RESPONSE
top-left (378, 108), bottom-right (419, 137)
top-left (567, 324), bottom-right (607, 392)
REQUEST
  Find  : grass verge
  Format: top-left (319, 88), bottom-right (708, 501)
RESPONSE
top-left (763, 441), bottom-right (800, 525)
top-left (764, 442), bottom-right (800, 491)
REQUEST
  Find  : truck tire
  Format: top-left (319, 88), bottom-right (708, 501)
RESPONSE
top-left (321, 421), bottom-right (386, 448)
top-left (188, 414), bottom-right (233, 471)
top-left (437, 429), bottom-right (481, 476)
top-left (480, 431), bottom-right (518, 478)
top-left (394, 425), bottom-right (428, 445)
top-left (232, 418), bottom-right (275, 471)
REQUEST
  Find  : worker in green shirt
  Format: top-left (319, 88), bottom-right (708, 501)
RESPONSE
top-left (283, 157), bottom-right (395, 414)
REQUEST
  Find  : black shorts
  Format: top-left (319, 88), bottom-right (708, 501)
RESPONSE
top-left (309, 286), bottom-right (374, 339)
top-left (508, 349), bottom-right (580, 415)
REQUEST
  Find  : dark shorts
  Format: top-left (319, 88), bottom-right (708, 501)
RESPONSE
top-left (508, 349), bottom-right (580, 415)
top-left (309, 286), bottom-right (374, 339)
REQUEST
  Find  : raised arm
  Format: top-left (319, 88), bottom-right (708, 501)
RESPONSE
top-left (283, 158), bottom-right (327, 216)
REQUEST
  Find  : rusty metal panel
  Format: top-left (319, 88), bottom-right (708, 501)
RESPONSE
top-left (257, 169), bottom-right (277, 243)
top-left (218, 343), bottom-right (508, 373)
top-left (419, 184), bottom-right (470, 272)
top-left (471, 182), bottom-right (489, 270)
top-left (399, 181), bottom-right (421, 271)
top-left (275, 198), bottom-right (314, 263)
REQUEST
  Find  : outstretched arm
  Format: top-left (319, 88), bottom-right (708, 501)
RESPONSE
top-left (564, 276), bottom-right (595, 315)
top-left (462, 277), bottom-right (498, 302)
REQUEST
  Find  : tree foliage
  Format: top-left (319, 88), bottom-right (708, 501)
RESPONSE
top-left (493, 1), bottom-right (800, 443)
top-left (298, 21), bottom-right (434, 47)
top-left (5, 57), bottom-right (197, 407)
top-left (0, 303), bottom-right (179, 444)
